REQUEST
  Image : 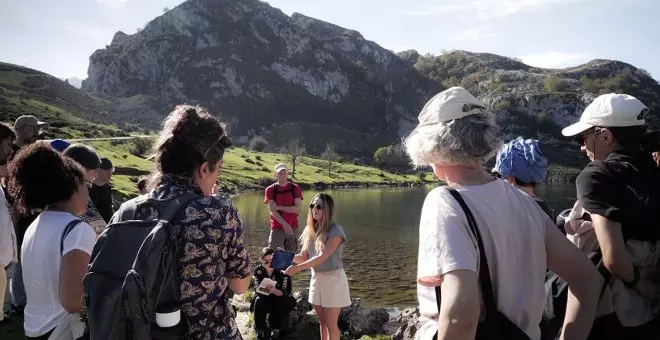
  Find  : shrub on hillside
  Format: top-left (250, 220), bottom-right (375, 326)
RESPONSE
top-left (258, 177), bottom-right (273, 188)
top-left (249, 136), bottom-right (268, 152)
top-left (373, 145), bottom-right (409, 168)
top-left (544, 76), bottom-right (570, 92)
top-left (131, 137), bottom-right (152, 157)
top-left (245, 158), bottom-right (255, 165)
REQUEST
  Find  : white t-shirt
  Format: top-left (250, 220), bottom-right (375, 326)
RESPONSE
top-left (416, 180), bottom-right (549, 340)
top-left (0, 186), bottom-right (17, 267)
top-left (21, 211), bottom-right (96, 337)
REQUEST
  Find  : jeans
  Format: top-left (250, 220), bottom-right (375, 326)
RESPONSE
top-left (10, 259), bottom-right (26, 307)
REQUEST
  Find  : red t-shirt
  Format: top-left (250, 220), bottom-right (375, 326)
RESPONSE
top-left (264, 182), bottom-right (303, 230)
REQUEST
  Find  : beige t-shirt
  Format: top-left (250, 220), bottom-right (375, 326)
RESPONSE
top-left (416, 180), bottom-right (549, 340)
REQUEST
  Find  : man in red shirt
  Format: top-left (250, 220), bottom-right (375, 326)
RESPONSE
top-left (264, 163), bottom-right (303, 252)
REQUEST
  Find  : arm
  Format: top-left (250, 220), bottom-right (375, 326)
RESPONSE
top-left (59, 249), bottom-right (91, 313)
top-left (435, 270), bottom-right (480, 340)
top-left (267, 203), bottom-right (294, 233)
top-left (545, 219), bottom-right (601, 340)
top-left (590, 214), bottom-right (634, 282)
top-left (293, 248), bottom-right (309, 264)
top-left (225, 206), bottom-right (252, 295)
top-left (274, 198), bottom-right (302, 214)
top-left (291, 235), bottom-right (342, 272)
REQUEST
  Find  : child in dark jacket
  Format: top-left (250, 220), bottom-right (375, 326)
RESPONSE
top-left (253, 247), bottom-right (296, 340)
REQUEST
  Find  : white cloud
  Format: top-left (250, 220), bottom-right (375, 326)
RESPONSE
top-left (446, 25), bottom-right (496, 42)
top-left (96, 0), bottom-right (132, 9)
top-left (405, 0), bottom-right (576, 18)
top-left (519, 51), bottom-right (588, 68)
top-left (60, 20), bottom-right (112, 41)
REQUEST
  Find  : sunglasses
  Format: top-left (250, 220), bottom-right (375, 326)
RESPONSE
top-left (575, 129), bottom-right (601, 146)
top-left (309, 203), bottom-right (324, 210)
top-left (262, 258), bottom-right (271, 265)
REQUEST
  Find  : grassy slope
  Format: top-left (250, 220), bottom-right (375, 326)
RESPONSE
top-left (87, 139), bottom-right (432, 200)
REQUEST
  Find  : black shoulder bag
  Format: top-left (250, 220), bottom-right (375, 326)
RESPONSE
top-left (433, 188), bottom-right (530, 340)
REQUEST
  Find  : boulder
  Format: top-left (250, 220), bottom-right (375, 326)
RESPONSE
top-left (391, 307), bottom-right (422, 340)
top-left (339, 298), bottom-right (390, 338)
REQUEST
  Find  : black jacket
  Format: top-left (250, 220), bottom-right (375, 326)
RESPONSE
top-left (253, 265), bottom-right (292, 297)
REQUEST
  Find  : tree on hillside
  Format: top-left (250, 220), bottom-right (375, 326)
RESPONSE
top-left (321, 143), bottom-right (340, 178)
top-left (249, 136), bottom-right (268, 152)
top-left (284, 137), bottom-right (305, 180)
top-left (373, 144), bottom-right (409, 169)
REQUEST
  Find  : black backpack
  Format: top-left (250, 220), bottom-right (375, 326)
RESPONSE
top-left (83, 193), bottom-right (198, 340)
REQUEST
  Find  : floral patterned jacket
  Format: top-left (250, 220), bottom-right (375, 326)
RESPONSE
top-left (128, 174), bottom-right (251, 340)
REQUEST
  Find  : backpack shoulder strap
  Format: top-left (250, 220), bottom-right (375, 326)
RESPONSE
top-left (436, 187), bottom-right (498, 314)
top-left (156, 192), bottom-right (200, 222)
top-left (60, 219), bottom-right (83, 256)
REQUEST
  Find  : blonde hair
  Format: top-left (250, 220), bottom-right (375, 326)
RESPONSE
top-left (300, 193), bottom-right (335, 253)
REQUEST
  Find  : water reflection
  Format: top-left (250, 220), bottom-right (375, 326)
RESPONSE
top-left (233, 183), bottom-right (577, 308)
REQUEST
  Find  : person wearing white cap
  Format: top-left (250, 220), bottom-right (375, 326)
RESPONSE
top-left (562, 93), bottom-right (660, 337)
top-left (264, 163), bottom-right (303, 252)
top-left (405, 87), bottom-right (600, 340)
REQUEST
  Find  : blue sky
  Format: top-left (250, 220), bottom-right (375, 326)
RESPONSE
top-left (1, 0), bottom-right (658, 81)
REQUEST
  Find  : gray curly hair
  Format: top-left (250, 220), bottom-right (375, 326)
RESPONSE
top-left (404, 113), bottom-right (502, 167)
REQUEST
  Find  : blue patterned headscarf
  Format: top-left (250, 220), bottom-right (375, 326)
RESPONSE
top-left (492, 137), bottom-right (548, 184)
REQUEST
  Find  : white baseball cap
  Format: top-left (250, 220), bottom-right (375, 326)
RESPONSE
top-left (562, 93), bottom-right (648, 137)
top-left (416, 87), bottom-right (486, 127)
top-left (274, 163), bottom-right (288, 173)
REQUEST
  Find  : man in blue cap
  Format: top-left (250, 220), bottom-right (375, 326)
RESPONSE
top-left (492, 136), bottom-right (555, 220)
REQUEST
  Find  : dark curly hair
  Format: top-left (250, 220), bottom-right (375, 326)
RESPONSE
top-left (152, 105), bottom-right (232, 178)
top-left (8, 141), bottom-right (85, 214)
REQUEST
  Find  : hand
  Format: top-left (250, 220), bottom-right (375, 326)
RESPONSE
top-left (283, 223), bottom-right (294, 236)
top-left (211, 183), bottom-right (218, 196)
top-left (284, 265), bottom-right (300, 276)
top-left (0, 165), bottom-right (8, 178)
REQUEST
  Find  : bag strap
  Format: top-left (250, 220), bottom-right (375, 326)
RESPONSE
top-left (60, 219), bottom-right (83, 256)
top-left (155, 192), bottom-right (200, 222)
top-left (437, 187), bottom-right (498, 314)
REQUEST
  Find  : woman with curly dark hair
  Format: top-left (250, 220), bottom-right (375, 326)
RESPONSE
top-left (8, 142), bottom-right (96, 339)
top-left (111, 104), bottom-right (252, 339)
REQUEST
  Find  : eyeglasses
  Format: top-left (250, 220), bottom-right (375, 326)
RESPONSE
top-left (309, 203), bottom-right (324, 210)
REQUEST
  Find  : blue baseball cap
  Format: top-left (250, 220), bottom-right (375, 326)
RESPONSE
top-left (50, 139), bottom-right (70, 153)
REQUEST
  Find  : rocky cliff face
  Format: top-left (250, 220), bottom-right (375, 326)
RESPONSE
top-left (82, 0), bottom-right (659, 164)
top-left (82, 0), bottom-right (438, 156)
top-left (409, 50), bottom-right (660, 167)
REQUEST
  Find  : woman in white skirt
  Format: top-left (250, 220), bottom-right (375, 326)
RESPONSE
top-left (284, 193), bottom-right (350, 340)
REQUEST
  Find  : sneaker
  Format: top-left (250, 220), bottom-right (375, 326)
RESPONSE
top-left (271, 329), bottom-right (281, 339)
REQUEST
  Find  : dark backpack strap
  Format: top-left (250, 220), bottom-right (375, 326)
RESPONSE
top-left (445, 187), bottom-right (499, 314)
top-left (60, 219), bottom-right (83, 256)
top-left (156, 192), bottom-right (200, 222)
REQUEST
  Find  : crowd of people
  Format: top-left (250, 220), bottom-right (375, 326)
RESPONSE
top-left (408, 87), bottom-right (660, 340)
top-left (0, 85), bottom-right (659, 340)
top-left (0, 106), bottom-right (350, 340)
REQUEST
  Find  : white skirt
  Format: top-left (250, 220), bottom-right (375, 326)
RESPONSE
top-left (308, 268), bottom-right (351, 308)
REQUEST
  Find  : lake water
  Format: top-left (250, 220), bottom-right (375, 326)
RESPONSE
top-left (232, 183), bottom-right (578, 308)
